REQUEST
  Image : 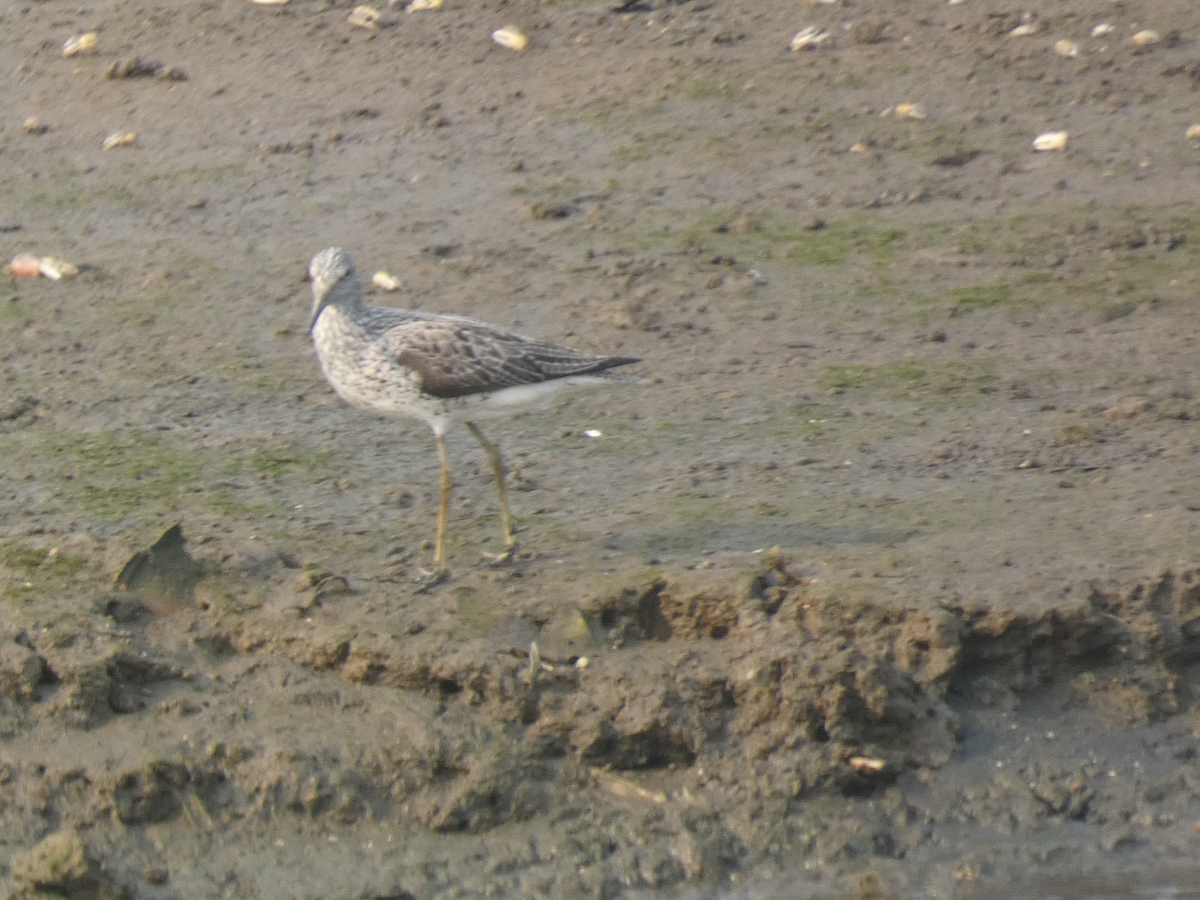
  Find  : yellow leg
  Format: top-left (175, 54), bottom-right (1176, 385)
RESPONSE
top-left (465, 421), bottom-right (516, 555)
top-left (434, 430), bottom-right (453, 573)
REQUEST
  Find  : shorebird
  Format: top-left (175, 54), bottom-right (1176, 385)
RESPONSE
top-left (308, 247), bottom-right (640, 581)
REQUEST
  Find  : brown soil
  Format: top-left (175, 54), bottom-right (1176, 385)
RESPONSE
top-left (4, 1), bottom-right (1200, 897)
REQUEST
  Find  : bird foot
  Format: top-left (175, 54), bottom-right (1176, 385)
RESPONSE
top-left (414, 567), bottom-right (451, 593)
top-left (481, 543), bottom-right (517, 567)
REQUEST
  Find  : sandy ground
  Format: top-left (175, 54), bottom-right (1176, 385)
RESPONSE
top-left (4, 0), bottom-right (1200, 897)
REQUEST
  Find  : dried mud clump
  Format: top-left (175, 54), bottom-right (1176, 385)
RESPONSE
top-left (0, 641), bottom-right (44, 702)
top-left (10, 829), bottom-right (120, 899)
top-left (956, 567), bottom-right (1200, 725)
top-left (109, 760), bottom-right (192, 825)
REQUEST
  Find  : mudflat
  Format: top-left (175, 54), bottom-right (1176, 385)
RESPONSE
top-left (3, 1), bottom-right (1200, 897)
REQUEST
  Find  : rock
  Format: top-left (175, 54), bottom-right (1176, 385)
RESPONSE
top-left (113, 523), bottom-right (206, 610)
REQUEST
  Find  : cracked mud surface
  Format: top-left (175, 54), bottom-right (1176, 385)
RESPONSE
top-left (4, 1), bottom-right (1200, 897)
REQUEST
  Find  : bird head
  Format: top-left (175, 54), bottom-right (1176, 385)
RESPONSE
top-left (309, 247), bottom-right (360, 332)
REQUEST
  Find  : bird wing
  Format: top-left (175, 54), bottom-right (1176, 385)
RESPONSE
top-left (379, 318), bottom-right (636, 400)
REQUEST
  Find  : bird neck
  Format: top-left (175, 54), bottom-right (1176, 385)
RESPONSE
top-left (324, 276), bottom-right (365, 313)
top-left (311, 276), bottom-right (367, 332)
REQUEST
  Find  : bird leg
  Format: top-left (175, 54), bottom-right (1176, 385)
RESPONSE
top-left (414, 435), bottom-right (453, 592)
top-left (433, 430), bottom-right (453, 575)
top-left (465, 421), bottom-right (517, 563)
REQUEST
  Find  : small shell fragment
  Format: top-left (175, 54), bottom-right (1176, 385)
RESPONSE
top-left (1055, 40), bottom-right (1078, 58)
top-left (1032, 131), bottom-right (1069, 152)
top-left (6, 255), bottom-right (43, 278)
top-left (849, 757), bottom-right (887, 774)
top-left (102, 131), bottom-right (137, 150)
top-left (106, 57), bottom-right (162, 79)
top-left (790, 26), bottom-right (830, 51)
top-left (1008, 23), bottom-right (1037, 37)
top-left (347, 6), bottom-right (381, 28)
top-left (1129, 30), bottom-right (1160, 49)
top-left (849, 142), bottom-right (868, 154)
top-left (402, 0), bottom-right (442, 10)
top-left (5, 255), bottom-right (79, 279)
top-left (1091, 23), bottom-right (1113, 38)
top-left (583, 429), bottom-right (602, 439)
top-left (251, 0), bottom-right (291, 5)
top-left (372, 270), bottom-right (401, 291)
top-left (38, 258), bottom-right (79, 280)
top-left (22, 117), bottom-right (47, 135)
top-left (1186, 124), bottom-right (1200, 141)
top-left (894, 102), bottom-right (927, 121)
top-left (63, 33), bottom-right (98, 58)
top-left (492, 25), bottom-right (528, 52)
top-left (590, 768), bottom-right (667, 804)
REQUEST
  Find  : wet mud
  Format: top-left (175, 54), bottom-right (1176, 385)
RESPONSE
top-left (3, 0), bottom-right (1200, 897)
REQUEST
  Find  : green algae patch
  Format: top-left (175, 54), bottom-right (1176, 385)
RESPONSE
top-left (0, 543), bottom-right (89, 579)
top-left (0, 429), bottom-right (336, 532)
top-left (820, 358), bottom-right (996, 401)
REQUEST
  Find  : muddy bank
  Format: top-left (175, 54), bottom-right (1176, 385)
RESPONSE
top-left (3, 534), bottom-right (1200, 898)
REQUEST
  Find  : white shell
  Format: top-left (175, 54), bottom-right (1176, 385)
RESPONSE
top-left (894, 103), bottom-right (927, 121)
top-left (1186, 124), bottom-right (1200, 141)
top-left (1055, 40), bottom-right (1078, 58)
top-left (252, 0), bottom-right (291, 5)
top-left (1008, 23), bottom-right (1036, 37)
top-left (347, 6), bottom-right (381, 28)
top-left (38, 258), bottom-right (79, 280)
top-left (404, 0), bottom-right (442, 10)
top-left (7, 255), bottom-right (79, 279)
top-left (372, 271), bottom-right (401, 291)
top-left (1032, 131), bottom-right (1069, 152)
top-left (492, 26), bottom-right (528, 52)
top-left (102, 131), bottom-right (137, 150)
top-left (849, 757), bottom-right (887, 774)
top-left (1130, 30), bottom-right (1160, 48)
top-left (790, 26), bottom-right (829, 51)
top-left (63, 33), bottom-right (98, 58)
top-left (1091, 23), bottom-right (1113, 38)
